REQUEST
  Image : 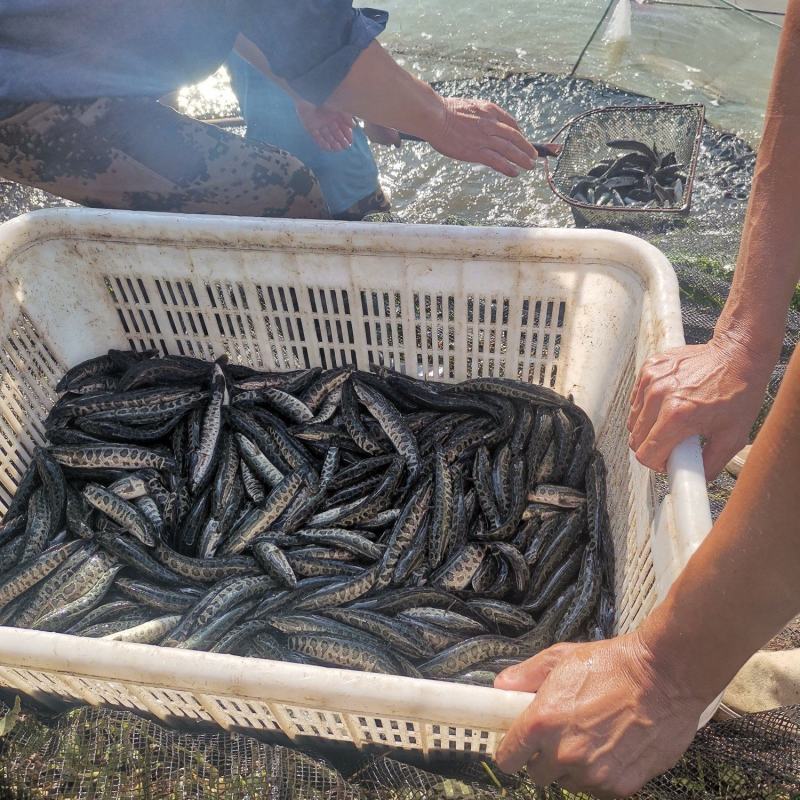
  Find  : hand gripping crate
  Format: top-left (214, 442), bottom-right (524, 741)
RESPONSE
top-left (0, 209), bottom-right (713, 756)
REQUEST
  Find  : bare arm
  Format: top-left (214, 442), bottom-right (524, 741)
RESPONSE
top-left (325, 41), bottom-right (537, 177)
top-left (493, 344), bottom-right (800, 798)
top-left (628, 0), bottom-right (800, 478)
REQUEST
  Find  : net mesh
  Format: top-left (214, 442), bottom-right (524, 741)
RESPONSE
top-left (0, 700), bottom-right (796, 800)
top-left (548, 103), bottom-right (703, 230)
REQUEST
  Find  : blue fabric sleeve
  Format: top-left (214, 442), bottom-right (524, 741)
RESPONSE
top-left (242, 4), bottom-right (387, 106)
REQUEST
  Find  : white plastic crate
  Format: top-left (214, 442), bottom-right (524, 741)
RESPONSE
top-left (0, 208), bottom-right (713, 755)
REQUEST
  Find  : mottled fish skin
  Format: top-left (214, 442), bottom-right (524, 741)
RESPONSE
top-left (420, 636), bottom-right (530, 679)
top-left (287, 633), bottom-right (399, 674)
top-left (392, 519), bottom-right (427, 585)
top-left (473, 447), bottom-right (501, 527)
top-left (525, 407), bottom-right (555, 486)
top-left (361, 508), bottom-right (401, 530)
top-left (358, 587), bottom-right (475, 618)
top-left (32, 564), bottom-right (122, 632)
top-left (252, 539), bottom-right (297, 587)
top-left (19, 488), bottom-right (53, 564)
top-left (325, 473), bottom-right (382, 508)
top-left (510, 402), bottom-right (535, 455)
top-left (2, 461), bottom-right (40, 522)
top-left (95, 531), bottom-right (188, 587)
top-left (443, 377), bottom-right (567, 408)
top-left (492, 443), bottom-right (513, 518)
top-left (107, 473), bottom-right (149, 501)
top-left (527, 509), bottom-right (585, 599)
top-left (295, 528), bottom-right (383, 560)
top-left (34, 448), bottom-right (66, 534)
top-left (209, 618), bottom-right (278, 654)
top-left (134, 496), bottom-right (164, 540)
top-left (117, 358), bottom-right (210, 392)
top-left (177, 486), bottom-right (211, 554)
top-left (247, 387), bottom-right (313, 424)
top-left (300, 367), bottom-right (353, 414)
top-left (375, 480), bottom-right (432, 589)
top-left (286, 554), bottom-right (362, 578)
top-left (586, 452), bottom-right (613, 588)
top-left (165, 574), bottom-right (277, 646)
top-left (56, 352), bottom-right (118, 393)
top-left (395, 616), bottom-right (463, 651)
top-left (49, 444), bottom-right (175, 471)
top-left (428, 445), bottom-right (454, 568)
top-left (555, 547), bottom-right (602, 641)
top-left (115, 577), bottom-right (204, 613)
top-left (25, 548), bottom-right (114, 625)
top-left (491, 542), bottom-right (530, 597)
top-left (518, 585), bottom-right (577, 654)
top-left (472, 454), bottom-right (527, 541)
top-left (104, 615), bottom-right (182, 644)
top-left (77, 414), bottom-right (183, 443)
top-left (0, 540), bottom-right (83, 610)
top-left (307, 387), bottom-right (342, 426)
top-left (326, 457), bottom-right (405, 528)
top-left (525, 545), bottom-right (584, 615)
top-left (293, 563), bottom-right (379, 612)
top-left (432, 544), bottom-right (488, 591)
top-left (80, 613), bottom-right (155, 638)
top-left (322, 608), bottom-right (434, 659)
top-left (466, 599), bottom-right (537, 635)
top-left (527, 484), bottom-right (586, 509)
top-left (83, 483), bottom-right (156, 547)
top-left (222, 471), bottom-right (304, 555)
top-left (250, 409), bottom-right (313, 473)
top-left (353, 380), bottom-right (421, 481)
top-left (245, 631), bottom-right (295, 661)
top-left (0, 515), bottom-right (26, 549)
top-left (318, 446), bottom-right (340, 491)
top-left (341, 379), bottom-right (387, 456)
top-left (67, 600), bottom-right (142, 633)
top-left (176, 600), bottom-right (257, 651)
top-left (325, 454), bottom-right (395, 494)
top-left (236, 433), bottom-right (283, 488)
top-left (471, 550), bottom-right (498, 593)
top-left (240, 459), bottom-right (265, 505)
top-left (153, 540), bottom-right (260, 582)
top-left (454, 670), bottom-right (497, 686)
top-left (399, 607), bottom-right (486, 636)
top-left (50, 386), bottom-right (202, 424)
top-left (190, 362), bottom-right (227, 493)
top-left (563, 406), bottom-right (595, 489)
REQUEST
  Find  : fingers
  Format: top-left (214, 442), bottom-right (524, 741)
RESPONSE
top-left (478, 149), bottom-right (521, 178)
top-left (495, 645), bottom-right (570, 691)
top-left (487, 134), bottom-right (536, 171)
top-left (490, 119), bottom-right (539, 163)
top-left (495, 699), bottom-right (545, 773)
top-left (701, 431), bottom-right (747, 480)
top-left (633, 411), bottom-right (688, 473)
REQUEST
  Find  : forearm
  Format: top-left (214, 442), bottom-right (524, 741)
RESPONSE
top-left (715, 0), bottom-right (800, 357)
top-left (325, 41), bottom-right (445, 138)
top-left (642, 345), bottom-right (800, 702)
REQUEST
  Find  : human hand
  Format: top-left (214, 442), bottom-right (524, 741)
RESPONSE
top-left (494, 635), bottom-right (707, 798)
top-left (295, 100), bottom-right (354, 152)
top-left (363, 122), bottom-right (402, 147)
top-left (425, 98), bottom-right (538, 178)
top-left (628, 334), bottom-right (775, 479)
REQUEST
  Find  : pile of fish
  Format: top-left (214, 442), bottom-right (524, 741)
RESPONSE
top-left (0, 350), bottom-right (614, 685)
top-left (568, 139), bottom-right (689, 209)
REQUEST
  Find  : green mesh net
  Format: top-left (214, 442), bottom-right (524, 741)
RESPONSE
top-left (0, 700), bottom-right (796, 800)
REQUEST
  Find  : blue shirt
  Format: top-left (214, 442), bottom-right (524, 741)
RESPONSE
top-left (0, 1), bottom-right (384, 112)
top-left (228, 52), bottom-right (381, 215)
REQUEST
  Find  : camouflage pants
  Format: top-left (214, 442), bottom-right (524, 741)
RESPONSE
top-left (0, 97), bottom-right (331, 219)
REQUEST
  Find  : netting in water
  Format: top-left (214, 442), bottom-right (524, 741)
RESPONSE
top-left (0, 701), bottom-right (796, 800)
